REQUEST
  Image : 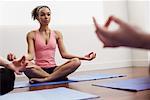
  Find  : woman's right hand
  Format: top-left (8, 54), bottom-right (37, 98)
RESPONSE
top-left (93, 16), bottom-right (143, 48)
top-left (12, 56), bottom-right (28, 74)
top-left (7, 53), bottom-right (16, 61)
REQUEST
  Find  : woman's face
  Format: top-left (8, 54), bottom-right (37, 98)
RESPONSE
top-left (37, 7), bottom-right (51, 25)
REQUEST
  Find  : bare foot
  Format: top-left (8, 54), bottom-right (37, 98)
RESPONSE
top-left (29, 78), bottom-right (47, 84)
top-left (29, 77), bottom-right (69, 84)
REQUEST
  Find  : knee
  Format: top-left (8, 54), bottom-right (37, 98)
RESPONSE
top-left (71, 58), bottom-right (81, 68)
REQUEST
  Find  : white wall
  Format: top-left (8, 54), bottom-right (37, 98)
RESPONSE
top-left (0, 1), bottom-right (102, 26)
top-left (127, 0), bottom-right (150, 67)
top-left (0, 0), bottom-right (138, 72)
top-left (99, 0), bottom-right (132, 69)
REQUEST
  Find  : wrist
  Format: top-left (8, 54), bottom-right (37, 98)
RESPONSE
top-left (80, 57), bottom-right (86, 60)
top-left (6, 62), bottom-right (16, 71)
top-left (4, 60), bottom-right (12, 67)
top-left (138, 33), bottom-right (150, 49)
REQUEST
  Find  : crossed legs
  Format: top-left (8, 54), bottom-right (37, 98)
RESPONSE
top-left (24, 58), bottom-right (81, 83)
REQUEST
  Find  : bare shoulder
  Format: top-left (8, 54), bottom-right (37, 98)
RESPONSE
top-left (26, 30), bottom-right (37, 39)
top-left (54, 30), bottom-right (63, 39)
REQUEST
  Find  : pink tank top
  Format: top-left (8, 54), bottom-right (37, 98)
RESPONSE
top-left (34, 30), bottom-right (57, 68)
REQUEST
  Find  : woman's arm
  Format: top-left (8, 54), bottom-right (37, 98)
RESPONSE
top-left (0, 56), bottom-right (11, 68)
top-left (26, 31), bottom-right (35, 61)
top-left (7, 31), bottom-right (35, 61)
top-left (55, 30), bottom-right (96, 60)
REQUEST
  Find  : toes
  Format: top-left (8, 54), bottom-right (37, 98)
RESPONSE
top-left (29, 79), bottom-right (35, 84)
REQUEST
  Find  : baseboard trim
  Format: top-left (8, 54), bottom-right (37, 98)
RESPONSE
top-left (77, 60), bottom-right (149, 71)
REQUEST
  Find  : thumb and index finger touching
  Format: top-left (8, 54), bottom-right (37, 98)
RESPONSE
top-left (93, 15), bottom-right (126, 28)
top-left (92, 16), bottom-right (126, 36)
top-left (19, 56), bottom-right (28, 66)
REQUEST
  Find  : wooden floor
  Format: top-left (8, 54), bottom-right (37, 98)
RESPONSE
top-left (12, 67), bottom-right (150, 100)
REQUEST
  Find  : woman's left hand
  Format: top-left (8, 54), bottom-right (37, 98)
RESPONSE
top-left (84, 52), bottom-right (96, 61)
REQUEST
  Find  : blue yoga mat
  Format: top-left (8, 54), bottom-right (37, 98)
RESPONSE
top-left (0, 87), bottom-right (99, 100)
top-left (92, 77), bottom-right (150, 91)
top-left (68, 73), bottom-right (126, 81)
top-left (14, 73), bottom-right (126, 88)
top-left (14, 80), bottom-right (75, 88)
